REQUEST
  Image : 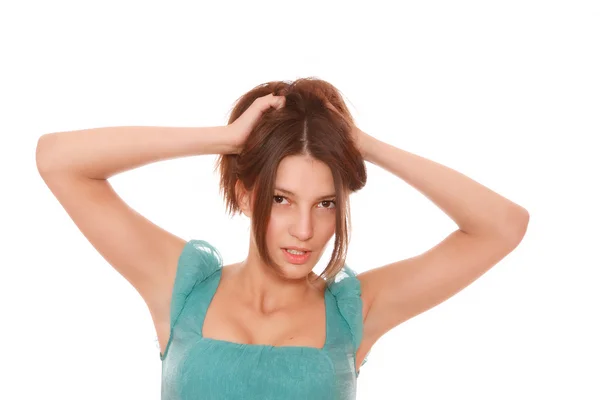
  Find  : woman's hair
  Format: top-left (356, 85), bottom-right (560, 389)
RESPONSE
top-left (214, 77), bottom-right (367, 283)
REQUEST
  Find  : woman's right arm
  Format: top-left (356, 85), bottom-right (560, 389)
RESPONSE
top-left (35, 126), bottom-right (235, 355)
top-left (36, 125), bottom-right (236, 179)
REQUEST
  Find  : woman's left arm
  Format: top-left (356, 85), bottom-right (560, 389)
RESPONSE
top-left (359, 129), bottom-right (529, 239)
top-left (354, 128), bottom-right (529, 360)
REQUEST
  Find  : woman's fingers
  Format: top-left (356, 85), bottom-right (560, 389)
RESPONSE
top-left (266, 93), bottom-right (285, 109)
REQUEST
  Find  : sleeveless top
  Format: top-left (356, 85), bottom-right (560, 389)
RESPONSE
top-left (160, 239), bottom-right (370, 400)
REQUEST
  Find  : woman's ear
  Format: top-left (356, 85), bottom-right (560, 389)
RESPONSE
top-left (235, 180), bottom-right (252, 218)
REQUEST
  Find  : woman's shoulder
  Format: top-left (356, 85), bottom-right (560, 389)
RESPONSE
top-left (327, 263), bottom-right (364, 352)
top-left (175, 239), bottom-right (222, 279)
top-left (327, 263), bottom-right (361, 295)
top-left (180, 239), bottom-right (223, 274)
top-left (168, 239), bottom-right (222, 325)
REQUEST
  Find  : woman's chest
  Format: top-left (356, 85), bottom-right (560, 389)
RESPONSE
top-left (202, 289), bottom-right (328, 349)
top-left (161, 340), bottom-right (349, 400)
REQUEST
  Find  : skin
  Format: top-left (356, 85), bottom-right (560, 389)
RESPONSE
top-left (37, 94), bottom-right (528, 376)
top-left (228, 153), bottom-right (338, 315)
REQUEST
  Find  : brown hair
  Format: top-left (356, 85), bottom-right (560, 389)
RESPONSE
top-left (214, 77), bottom-right (367, 283)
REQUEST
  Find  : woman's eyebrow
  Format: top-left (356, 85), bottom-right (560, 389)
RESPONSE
top-left (274, 187), bottom-right (336, 201)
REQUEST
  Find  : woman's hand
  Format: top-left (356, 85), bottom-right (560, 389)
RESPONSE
top-left (226, 93), bottom-right (286, 154)
top-left (324, 100), bottom-right (369, 159)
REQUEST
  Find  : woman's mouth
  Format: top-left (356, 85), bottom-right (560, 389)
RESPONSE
top-left (282, 248), bottom-right (311, 264)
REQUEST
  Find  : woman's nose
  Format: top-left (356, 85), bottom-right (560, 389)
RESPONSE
top-left (290, 212), bottom-right (314, 241)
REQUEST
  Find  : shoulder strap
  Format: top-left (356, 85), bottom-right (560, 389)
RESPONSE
top-left (169, 239), bottom-right (222, 330)
top-left (327, 264), bottom-right (364, 353)
top-left (327, 264), bottom-right (372, 375)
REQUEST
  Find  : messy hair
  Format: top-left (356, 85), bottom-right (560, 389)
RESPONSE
top-left (214, 77), bottom-right (367, 283)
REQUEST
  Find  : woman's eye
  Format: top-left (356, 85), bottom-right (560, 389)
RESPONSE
top-left (273, 195), bottom-right (335, 209)
top-left (320, 200), bottom-right (336, 209)
top-left (273, 195), bottom-right (288, 204)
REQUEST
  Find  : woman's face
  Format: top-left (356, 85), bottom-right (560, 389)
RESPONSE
top-left (264, 154), bottom-right (338, 279)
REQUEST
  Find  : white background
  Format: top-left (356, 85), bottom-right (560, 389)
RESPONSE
top-left (2, 0), bottom-right (598, 399)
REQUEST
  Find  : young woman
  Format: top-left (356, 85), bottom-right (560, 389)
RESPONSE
top-left (36, 78), bottom-right (529, 399)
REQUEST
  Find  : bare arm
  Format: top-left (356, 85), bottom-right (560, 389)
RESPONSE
top-left (36, 125), bottom-right (236, 179)
top-left (35, 125), bottom-right (236, 357)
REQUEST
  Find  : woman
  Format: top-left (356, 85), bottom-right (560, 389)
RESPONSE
top-left (36, 78), bottom-right (529, 399)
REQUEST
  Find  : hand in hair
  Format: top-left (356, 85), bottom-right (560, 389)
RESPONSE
top-left (227, 93), bottom-right (286, 154)
top-left (325, 100), bottom-right (370, 159)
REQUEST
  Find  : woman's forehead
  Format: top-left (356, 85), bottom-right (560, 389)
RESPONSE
top-left (275, 156), bottom-right (334, 194)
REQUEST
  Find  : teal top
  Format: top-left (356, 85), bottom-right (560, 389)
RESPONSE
top-left (160, 239), bottom-right (370, 400)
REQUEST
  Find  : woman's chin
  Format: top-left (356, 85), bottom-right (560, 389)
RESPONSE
top-left (277, 260), bottom-right (314, 279)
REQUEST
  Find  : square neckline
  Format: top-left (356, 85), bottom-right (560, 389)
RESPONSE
top-left (199, 263), bottom-right (331, 352)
